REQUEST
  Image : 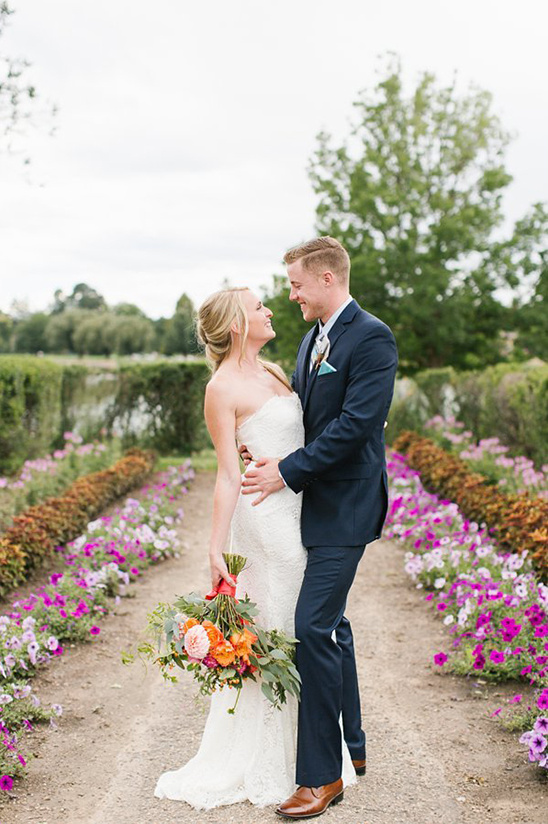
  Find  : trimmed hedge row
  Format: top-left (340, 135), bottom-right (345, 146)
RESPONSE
top-left (0, 447), bottom-right (156, 596)
top-left (388, 362), bottom-right (548, 466)
top-left (0, 356), bottom-right (210, 474)
top-left (108, 360), bottom-right (210, 454)
top-left (0, 356), bottom-right (64, 475)
top-left (393, 431), bottom-right (548, 576)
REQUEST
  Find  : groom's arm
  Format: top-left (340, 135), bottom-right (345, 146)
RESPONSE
top-left (278, 325), bottom-right (397, 494)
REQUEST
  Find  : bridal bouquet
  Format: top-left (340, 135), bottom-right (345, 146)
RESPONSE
top-left (139, 553), bottom-right (300, 712)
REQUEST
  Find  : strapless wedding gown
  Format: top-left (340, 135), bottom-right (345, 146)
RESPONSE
top-left (154, 393), bottom-right (356, 809)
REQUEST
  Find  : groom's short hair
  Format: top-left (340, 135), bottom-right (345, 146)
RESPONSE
top-left (283, 237), bottom-right (350, 284)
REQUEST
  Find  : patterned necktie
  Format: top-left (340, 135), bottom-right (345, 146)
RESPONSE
top-left (310, 331), bottom-right (328, 372)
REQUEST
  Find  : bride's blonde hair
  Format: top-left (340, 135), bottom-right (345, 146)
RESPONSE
top-left (196, 287), bottom-right (291, 390)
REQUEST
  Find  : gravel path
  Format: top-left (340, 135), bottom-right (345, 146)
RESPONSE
top-left (1, 471), bottom-right (546, 824)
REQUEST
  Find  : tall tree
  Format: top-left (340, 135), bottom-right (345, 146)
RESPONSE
top-left (267, 56), bottom-right (548, 373)
top-left (163, 293), bottom-right (198, 355)
top-left (0, 311), bottom-right (12, 352)
top-left (0, 3), bottom-right (55, 158)
top-left (13, 311), bottom-right (48, 352)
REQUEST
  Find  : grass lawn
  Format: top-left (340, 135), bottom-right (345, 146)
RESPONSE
top-left (156, 449), bottom-right (217, 473)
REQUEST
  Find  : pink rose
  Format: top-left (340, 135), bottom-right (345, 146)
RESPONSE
top-left (184, 625), bottom-right (210, 660)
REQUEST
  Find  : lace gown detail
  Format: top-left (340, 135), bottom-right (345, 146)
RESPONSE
top-left (154, 393), bottom-right (355, 809)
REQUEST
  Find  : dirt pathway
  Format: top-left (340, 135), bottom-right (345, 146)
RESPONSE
top-left (1, 471), bottom-right (546, 824)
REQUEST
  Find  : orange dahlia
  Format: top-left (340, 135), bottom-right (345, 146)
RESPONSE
top-left (181, 617), bottom-right (199, 635)
top-left (211, 639), bottom-right (236, 666)
top-left (202, 619), bottom-right (224, 647)
top-left (229, 627), bottom-right (258, 658)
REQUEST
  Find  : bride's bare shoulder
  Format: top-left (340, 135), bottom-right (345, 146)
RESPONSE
top-left (205, 367), bottom-right (243, 409)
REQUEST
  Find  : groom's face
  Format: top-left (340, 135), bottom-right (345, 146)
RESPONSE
top-left (287, 260), bottom-right (327, 323)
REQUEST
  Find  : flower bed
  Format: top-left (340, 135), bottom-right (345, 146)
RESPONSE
top-left (423, 415), bottom-right (547, 497)
top-left (385, 450), bottom-right (548, 773)
top-left (0, 460), bottom-right (194, 790)
top-left (0, 432), bottom-right (121, 533)
top-left (393, 431), bottom-right (548, 575)
top-left (0, 447), bottom-right (157, 596)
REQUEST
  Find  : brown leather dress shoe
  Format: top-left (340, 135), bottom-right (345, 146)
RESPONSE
top-left (275, 779), bottom-right (344, 819)
top-left (352, 757), bottom-right (366, 776)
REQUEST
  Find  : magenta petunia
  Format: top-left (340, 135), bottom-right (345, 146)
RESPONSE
top-left (89, 626), bottom-right (101, 636)
top-left (0, 775), bottom-right (13, 791)
top-left (434, 652), bottom-right (448, 666)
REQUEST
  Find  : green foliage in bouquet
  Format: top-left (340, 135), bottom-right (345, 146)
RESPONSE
top-left (137, 553), bottom-right (301, 712)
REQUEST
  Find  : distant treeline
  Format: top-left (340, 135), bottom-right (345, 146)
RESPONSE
top-left (0, 283), bottom-right (198, 356)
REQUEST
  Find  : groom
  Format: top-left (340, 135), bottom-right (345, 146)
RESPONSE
top-left (241, 236), bottom-right (398, 818)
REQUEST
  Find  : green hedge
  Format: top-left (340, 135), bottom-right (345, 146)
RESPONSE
top-left (0, 357), bottom-right (64, 475)
top-left (0, 356), bottom-right (210, 475)
top-left (109, 360), bottom-right (210, 454)
top-left (387, 361), bottom-right (548, 465)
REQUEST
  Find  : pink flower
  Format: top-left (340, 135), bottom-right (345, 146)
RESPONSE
top-left (90, 626), bottom-right (101, 636)
top-left (184, 625), bottom-right (210, 660)
top-left (0, 775), bottom-right (13, 791)
top-left (434, 652), bottom-right (448, 666)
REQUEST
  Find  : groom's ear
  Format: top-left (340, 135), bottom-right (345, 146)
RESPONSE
top-left (322, 270), bottom-right (336, 287)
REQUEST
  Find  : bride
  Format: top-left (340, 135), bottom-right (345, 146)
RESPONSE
top-left (154, 286), bottom-right (355, 810)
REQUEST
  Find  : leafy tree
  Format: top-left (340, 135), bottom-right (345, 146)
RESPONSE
top-left (484, 202), bottom-right (548, 361)
top-left (45, 309), bottom-right (91, 353)
top-left (0, 3), bottom-right (54, 157)
top-left (0, 311), bottom-right (12, 352)
top-left (112, 302), bottom-right (147, 317)
top-left (13, 312), bottom-right (48, 352)
top-left (108, 314), bottom-right (154, 355)
top-left (71, 312), bottom-right (154, 356)
top-left (49, 283), bottom-right (107, 314)
top-left (274, 55), bottom-right (548, 373)
top-left (72, 314), bottom-right (114, 356)
top-left (163, 293), bottom-right (198, 355)
top-left (66, 283), bottom-right (107, 312)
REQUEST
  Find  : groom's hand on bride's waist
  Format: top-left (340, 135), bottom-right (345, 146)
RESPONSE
top-left (241, 457), bottom-right (284, 505)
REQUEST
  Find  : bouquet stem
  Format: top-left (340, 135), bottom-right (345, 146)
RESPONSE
top-left (214, 553), bottom-right (246, 637)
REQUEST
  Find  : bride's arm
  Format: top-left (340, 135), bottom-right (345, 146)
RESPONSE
top-left (204, 381), bottom-right (243, 589)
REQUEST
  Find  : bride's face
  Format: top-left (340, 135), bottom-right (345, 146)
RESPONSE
top-left (241, 290), bottom-right (275, 345)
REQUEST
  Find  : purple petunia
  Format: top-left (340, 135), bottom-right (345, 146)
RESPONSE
top-left (0, 775), bottom-right (13, 791)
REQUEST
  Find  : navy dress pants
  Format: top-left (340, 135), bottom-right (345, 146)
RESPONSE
top-left (295, 544), bottom-right (366, 786)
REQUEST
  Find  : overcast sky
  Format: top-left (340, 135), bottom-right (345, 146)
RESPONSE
top-left (1, 0), bottom-right (547, 319)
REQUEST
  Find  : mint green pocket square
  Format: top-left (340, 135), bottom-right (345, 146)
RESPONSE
top-left (318, 360), bottom-right (337, 375)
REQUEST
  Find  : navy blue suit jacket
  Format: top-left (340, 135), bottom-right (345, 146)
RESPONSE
top-left (279, 300), bottom-right (398, 548)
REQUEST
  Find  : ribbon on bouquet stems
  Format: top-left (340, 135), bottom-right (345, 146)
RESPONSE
top-left (205, 575), bottom-right (238, 601)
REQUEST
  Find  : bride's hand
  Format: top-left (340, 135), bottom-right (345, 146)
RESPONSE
top-left (209, 553), bottom-right (236, 590)
top-left (238, 443), bottom-right (253, 466)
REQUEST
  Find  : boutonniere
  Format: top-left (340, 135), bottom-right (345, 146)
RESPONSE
top-left (313, 334), bottom-right (330, 370)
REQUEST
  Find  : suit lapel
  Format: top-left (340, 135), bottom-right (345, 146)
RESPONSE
top-left (302, 300), bottom-right (360, 413)
top-left (296, 325), bottom-right (318, 402)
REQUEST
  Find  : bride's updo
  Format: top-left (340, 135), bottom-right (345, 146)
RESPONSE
top-left (196, 286), bottom-right (292, 390)
top-left (196, 287), bottom-right (250, 372)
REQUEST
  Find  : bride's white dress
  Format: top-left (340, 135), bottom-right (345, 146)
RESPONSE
top-left (154, 393), bottom-right (356, 809)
